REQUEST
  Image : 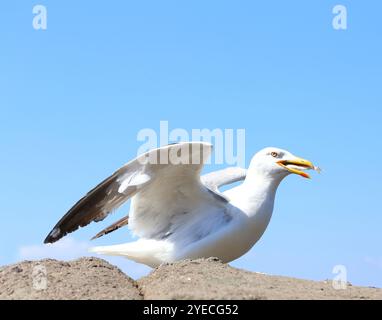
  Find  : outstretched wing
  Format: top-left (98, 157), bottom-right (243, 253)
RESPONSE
top-left (44, 157), bottom-right (144, 243)
top-left (44, 142), bottom-right (215, 243)
top-left (91, 166), bottom-right (247, 240)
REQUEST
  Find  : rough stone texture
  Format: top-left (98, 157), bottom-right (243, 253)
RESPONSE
top-left (0, 257), bottom-right (142, 300)
top-left (1, 257), bottom-right (381, 300)
top-left (139, 258), bottom-right (382, 300)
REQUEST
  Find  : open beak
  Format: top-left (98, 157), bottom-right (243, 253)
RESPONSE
top-left (277, 157), bottom-right (315, 179)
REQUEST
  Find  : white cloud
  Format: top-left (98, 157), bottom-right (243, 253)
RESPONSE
top-left (17, 237), bottom-right (151, 279)
top-left (18, 237), bottom-right (90, 261)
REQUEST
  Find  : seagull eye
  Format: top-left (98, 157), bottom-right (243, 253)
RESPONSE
top-left (271, 152), bottom-right (278, 158)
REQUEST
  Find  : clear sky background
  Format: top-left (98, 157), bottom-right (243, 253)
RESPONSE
top-left (1, 1), bottom-right (381, 287)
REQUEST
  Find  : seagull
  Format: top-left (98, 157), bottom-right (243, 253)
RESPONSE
top-left (44, 142), bottom-right (318, 267)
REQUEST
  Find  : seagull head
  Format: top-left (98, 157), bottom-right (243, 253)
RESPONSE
top-left (249, 147), bottom-right (316, 179)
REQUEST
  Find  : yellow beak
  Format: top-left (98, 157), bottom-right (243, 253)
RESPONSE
top-left (277, 157), bottom-right (315, 179)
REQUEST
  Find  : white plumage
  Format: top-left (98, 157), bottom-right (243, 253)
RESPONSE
top-left (45, 142), bottom-right (317, 267)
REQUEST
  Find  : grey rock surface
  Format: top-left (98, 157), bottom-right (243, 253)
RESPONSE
top-left (0, 257), bottom-right (141, 300)
top-left (1, 257), bottom-right (381, 300)
top-left (139, 258), bottom-right (382, 300)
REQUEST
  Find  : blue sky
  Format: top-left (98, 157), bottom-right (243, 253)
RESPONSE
top-left (1, 1), bottom-right (381, 287)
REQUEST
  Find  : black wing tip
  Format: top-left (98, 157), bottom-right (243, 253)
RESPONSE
top-left (43, 235), bottom-right (59, 244)
top-left (43, 227), bottom-right (64, 244)
top-left (43, 236), bottom-right (56, 244)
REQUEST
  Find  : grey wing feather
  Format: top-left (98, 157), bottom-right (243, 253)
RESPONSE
top-left (201, 167), bottom-right (247, 192)
top-left (44, 164), bottom-right (141, 244)
top-left (91, 166), bottom-right (247, 240)
top-left (44, 142), bottom-right (212, 243)
top-left (91, 215), bottom-right (129, 240)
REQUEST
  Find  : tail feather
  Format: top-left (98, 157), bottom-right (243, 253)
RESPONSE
top-left (89, 240), bottom-right (173, 268)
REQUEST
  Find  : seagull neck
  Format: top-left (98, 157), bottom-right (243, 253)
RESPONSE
top-left (238, 171), bottom-right (284, 218)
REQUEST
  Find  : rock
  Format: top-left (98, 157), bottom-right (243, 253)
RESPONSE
top-left (0, 257), bottom-right (141, 300)
top-left (139, 258), bottom-right (382, 300)
top-left (1, 257), bottom-right (381, 300)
